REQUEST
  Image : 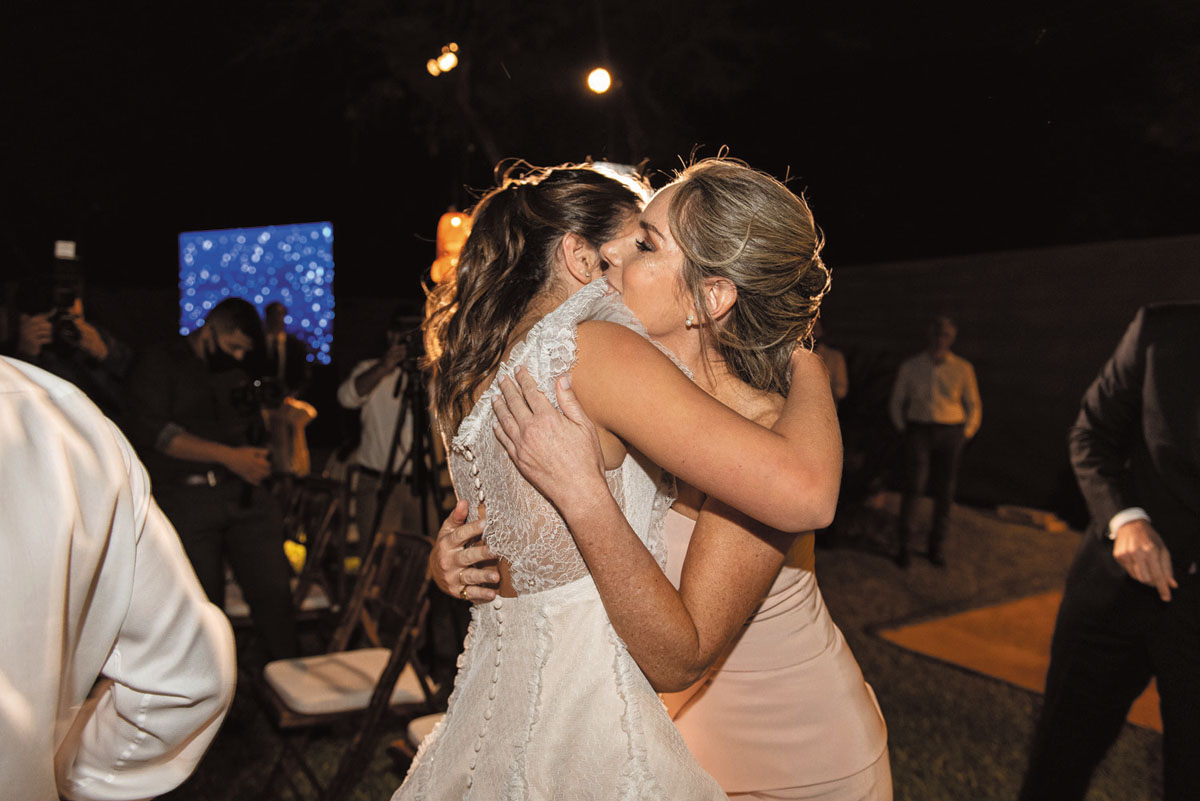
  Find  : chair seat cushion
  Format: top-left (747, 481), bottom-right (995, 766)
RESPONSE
top-left (264, 649), bottom-right (425, 715)
top-left (225, 579), bottom-right (330, 619)
top-left (407, 712), bottom-right (444, 748)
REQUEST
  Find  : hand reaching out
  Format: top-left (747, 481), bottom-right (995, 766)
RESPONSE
top-left (491, 368), bottom-right (609, 517)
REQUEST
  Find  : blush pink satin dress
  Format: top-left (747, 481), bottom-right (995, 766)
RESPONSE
top-left (660, 509), bottom-right (891, 799)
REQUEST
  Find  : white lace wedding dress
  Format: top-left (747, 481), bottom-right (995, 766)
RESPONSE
top-left (393, 279), bottom-right (724, 801)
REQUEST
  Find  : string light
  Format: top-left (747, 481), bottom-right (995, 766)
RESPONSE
top-left (587, 67), bottom-right (612, 94)
top-left (427, 43), bottom-right (460, 77)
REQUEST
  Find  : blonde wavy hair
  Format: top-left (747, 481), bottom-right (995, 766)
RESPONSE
top-left (666, 158), bottom-right (830, 395)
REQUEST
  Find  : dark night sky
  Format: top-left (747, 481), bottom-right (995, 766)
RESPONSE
top-left (4, 0), bottom-right (1198, 301)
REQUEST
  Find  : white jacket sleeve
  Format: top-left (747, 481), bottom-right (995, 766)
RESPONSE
top-left (0, 358), bottom-right (235, 801)
top-left (58, 499), bottom-right (236, 801)
top-left (337, 359), bottom-right (377, 409)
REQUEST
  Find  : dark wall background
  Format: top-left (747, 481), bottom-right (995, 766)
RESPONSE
top-left (821, 234), bottom-right (1200, 521)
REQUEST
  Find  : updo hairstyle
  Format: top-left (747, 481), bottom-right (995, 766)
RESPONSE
top-left (425, 163), bottom-right (643, 430)
top-left (666, 158), bottom-right (830, 396)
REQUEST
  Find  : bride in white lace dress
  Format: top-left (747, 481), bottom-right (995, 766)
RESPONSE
top-left (393, 164), bottom-right (840, 801)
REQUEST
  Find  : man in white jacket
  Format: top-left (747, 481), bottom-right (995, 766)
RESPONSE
top-left (0, 357), bottom-right (236, 801)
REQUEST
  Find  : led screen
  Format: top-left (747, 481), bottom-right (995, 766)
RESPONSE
top-left (178, 221), bottom-right (334, 364)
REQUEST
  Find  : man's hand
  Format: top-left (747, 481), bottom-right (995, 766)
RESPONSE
top-left (74, 317), bottom-right (110, 361)
top-left (430, 500), bottom-right (498, 602)
top-left (1112, 518), bottom-right (1178, 602)
top-left (222, 446), bottom-right (272, 486)
top-left (381, 342), bottom-right (405, 371)
top-left (17, 313), bottom-right (53, 359)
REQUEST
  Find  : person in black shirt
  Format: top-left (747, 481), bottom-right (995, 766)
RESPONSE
top-left (124, 298), bottom-right (298, 662)
top-left (11, 277), bottom-right (132, 420)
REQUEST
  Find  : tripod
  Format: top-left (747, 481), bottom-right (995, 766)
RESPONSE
top-left (365, 345), bottom-right (448, 546)
top-left (333, 339), bottom-right (467, 682)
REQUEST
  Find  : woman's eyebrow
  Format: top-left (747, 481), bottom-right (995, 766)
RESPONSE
top-left (640, 219), bottom-right (666, 241)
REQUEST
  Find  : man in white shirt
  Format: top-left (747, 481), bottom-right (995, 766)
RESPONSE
top-left (336, 313), bottom-right (421, 541)
top-left (0, 357), bottom-right (235, 801)
top-left (887, 315), bottom-right (982, 567)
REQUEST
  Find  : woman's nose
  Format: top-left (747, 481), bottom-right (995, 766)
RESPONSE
top-left (600, 239), bottom-right (620, 266)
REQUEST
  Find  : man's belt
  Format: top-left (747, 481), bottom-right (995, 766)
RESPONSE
top-left (182, 469), bottom-right (222, 487)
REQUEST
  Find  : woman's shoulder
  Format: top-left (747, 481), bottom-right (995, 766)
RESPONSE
top-left (538, 278), bottom-right (643, 336)
top-left (714, 379), bottom-right (784, 427)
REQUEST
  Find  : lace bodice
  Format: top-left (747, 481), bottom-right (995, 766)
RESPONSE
top-left (448, 279), bottom-right (678, 595)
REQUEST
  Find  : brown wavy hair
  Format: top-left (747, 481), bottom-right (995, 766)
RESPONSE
top-left (666, 158), bottom-right (830, 396)
top-left (424, 163), bottom-right (643, 432)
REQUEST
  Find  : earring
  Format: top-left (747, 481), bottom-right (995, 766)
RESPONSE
top-left (585, 271), bottom-right (592, 279)
top-left (685, 313), bottom-right (695, 329)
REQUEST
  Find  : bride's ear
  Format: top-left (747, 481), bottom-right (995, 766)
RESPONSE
top-left (560, 232), bottom-right (602, 285)
top-left (703, 277), bottom-right (737, 323)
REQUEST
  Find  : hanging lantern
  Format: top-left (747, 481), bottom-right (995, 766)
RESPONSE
top-left (432, 211), bottom-right (471, 284)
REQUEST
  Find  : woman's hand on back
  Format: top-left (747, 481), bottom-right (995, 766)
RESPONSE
top-left (492, 367), bottom-right (610, 518)
top-left (430, 499), bottom-right (498, 602)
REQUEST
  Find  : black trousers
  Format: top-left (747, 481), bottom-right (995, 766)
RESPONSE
top-left (157, 480), bottom-right (299, 661)
top-left (897, 422), bottom-right (965, 556)
top-left (1020, 536), bottom-right (1200, 801)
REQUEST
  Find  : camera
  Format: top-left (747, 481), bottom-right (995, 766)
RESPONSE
top-left (48, 285), bottom-right (82, 353)
top-left (231, 376), bottom-right (285, 412)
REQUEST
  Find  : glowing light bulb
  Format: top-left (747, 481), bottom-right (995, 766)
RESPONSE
top-left (428, 43), bottom-right (460, 77)
top-left (587, 68), bottom-right (612, 94)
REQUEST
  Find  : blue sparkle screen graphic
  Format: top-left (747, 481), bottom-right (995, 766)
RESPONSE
top-left (178, 221), bottom-right (334, 365)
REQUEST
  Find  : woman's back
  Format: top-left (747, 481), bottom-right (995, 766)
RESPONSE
top-left (446, 279), bottom-right (670, 594)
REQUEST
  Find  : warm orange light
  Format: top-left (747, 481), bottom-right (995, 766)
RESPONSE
top-left (432, 211), bottom-right (472, 284)
top-left (587, 68), bottom-right (612, 94)
top-left (428, 43), bottom-right (460, 77)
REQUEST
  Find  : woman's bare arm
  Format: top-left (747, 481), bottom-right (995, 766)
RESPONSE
top-left (569, 320), bottom-right (840, 533)
top-left (492, 369), bottom-right (795, 690)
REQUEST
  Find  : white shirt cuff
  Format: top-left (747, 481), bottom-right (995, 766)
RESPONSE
top-left (1107, 507), bottom-right (1151, 540)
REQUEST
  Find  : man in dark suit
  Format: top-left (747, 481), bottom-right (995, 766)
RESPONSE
top-left (263, 301), bottom-right (313, 397)
top-left (1020, 303), bottom-right (1200, 801)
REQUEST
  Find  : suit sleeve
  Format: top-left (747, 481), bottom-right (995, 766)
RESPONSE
top-left (1068, 307), bottom-right (1148, 539)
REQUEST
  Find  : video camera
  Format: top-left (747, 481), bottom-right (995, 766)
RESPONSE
top-left (231, 375), bottom-right (286, 413)
top-left (15, 241), bottom-right (86, 357)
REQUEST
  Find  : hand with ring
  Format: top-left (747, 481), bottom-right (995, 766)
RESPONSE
top-left (431, 499), bottom-right (500, 603)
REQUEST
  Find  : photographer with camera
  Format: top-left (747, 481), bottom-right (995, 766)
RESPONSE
top-left (336, 308), bottom-right (425, 541)
top-left (123, 297), bottom-right (298, 663)
top-left (11, 271), bottom-right (132, 421)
